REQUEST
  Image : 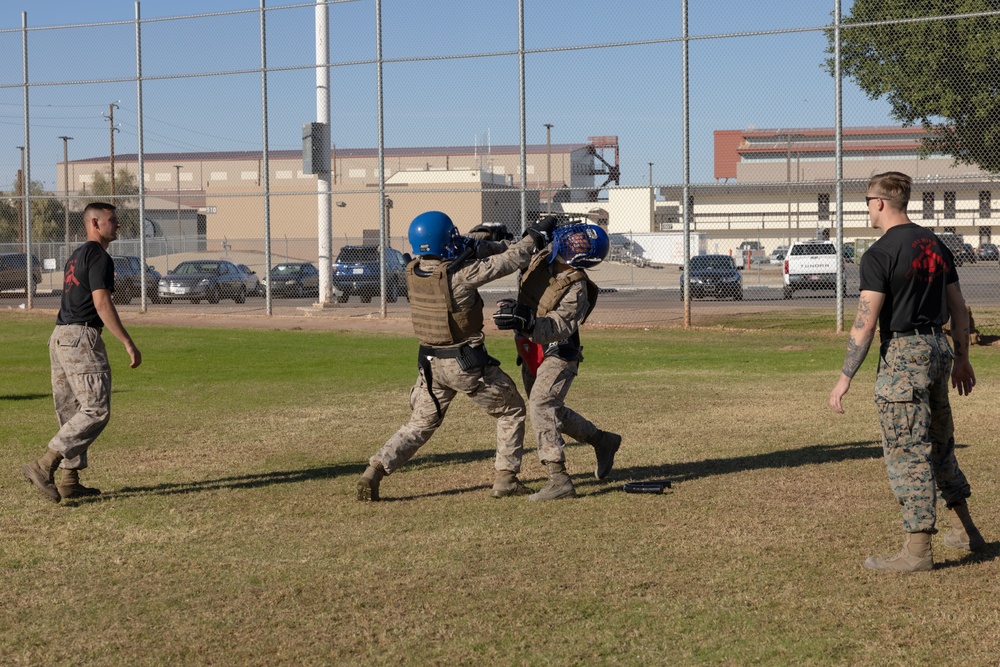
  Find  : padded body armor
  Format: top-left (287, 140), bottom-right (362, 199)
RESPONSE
top-left (518, 252), bottom-right (599, 321)
top-left (406, 259), bottom-right (484, 346)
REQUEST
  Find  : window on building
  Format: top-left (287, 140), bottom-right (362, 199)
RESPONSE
top-left (980, 191), bottom-right (991, 219)
top-left (818, 193), bottom-right (830, 221)
top-left (922, 192), bottom-right (935, 220)
top-left (944, 191), bottom-right (956, 219)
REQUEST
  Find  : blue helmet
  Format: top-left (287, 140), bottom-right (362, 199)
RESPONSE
top-left (550, 223), bottom-right (610, 268)
top-left (408, 211), bottom-right (462, 259)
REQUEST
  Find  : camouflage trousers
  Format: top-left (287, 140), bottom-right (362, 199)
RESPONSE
top-left (47, 324), bottom-right (112, 470)
top-left (875, 332), bottom-right (971, 533)
top-left (371, 355), bottom-right (525, 474)
top-left (522, 356), bottom-right (599, 465)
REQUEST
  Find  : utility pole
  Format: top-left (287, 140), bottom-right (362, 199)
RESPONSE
top-left (59, 136), bottom-right (73, 254)
top-left (174, 165), bottom-right (182, 232)
top-left (102, 102), bottom-right (120, 198)
top-left (544, 123), bottom-right (553, 214)
top-left (648, 162), bottom-right (655, 231)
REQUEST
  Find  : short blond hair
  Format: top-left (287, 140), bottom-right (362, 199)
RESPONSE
top-left (867, 172), bottom-right (911, 210)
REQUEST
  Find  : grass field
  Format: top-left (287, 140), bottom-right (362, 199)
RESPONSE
top-left (1, 311), bottom-right (998, 666)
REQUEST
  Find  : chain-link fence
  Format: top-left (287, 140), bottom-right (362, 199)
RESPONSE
top-left (2, 2), bottom-right (998, 335)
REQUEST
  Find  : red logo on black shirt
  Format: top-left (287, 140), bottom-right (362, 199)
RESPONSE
top-left (64, 260), bottom-right (81, 288)
top-left (906, 238), bottom-right (948, 282)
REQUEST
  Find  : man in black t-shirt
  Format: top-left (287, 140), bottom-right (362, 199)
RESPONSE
top-left (829, 172), bottom-right (983, 572)
top-left (20, 202), bottom-right (142, 504)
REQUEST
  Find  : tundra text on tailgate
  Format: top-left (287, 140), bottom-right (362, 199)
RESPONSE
top-left (782, 241), bottom-right (844, 299)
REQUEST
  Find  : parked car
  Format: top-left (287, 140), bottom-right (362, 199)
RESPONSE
top-left (262, 261), bottom-right (319, 298)
top-left (158, 260), bottom-right (248, 303)
top-left (679, 254), bottom-right (743, 301)
top-left (938, 233), bottom-right (975, 266)
top-left (235, 263), bottom-right (262, 297)
top-left (976, 243), bottom-right (999, 261)
top-left (841, 242), bottom-right (856, 263)
top-left (0, 252), bottom-right (42, 295)
top-left (332, 245), bottom-right (409, 303)
top-left (769, 246), bottom-right (788, 264)
top-left (112, 255), bottom-right (161, 304)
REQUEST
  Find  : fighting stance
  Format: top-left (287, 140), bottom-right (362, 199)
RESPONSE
top-left (493, 221), bottom-right (620, 500)
top-left (357, 211), bottom-right (554, 501)
top-left (829, 172), bottom-right (985, 572)
top-left (21, 202), bottom-right (142, 503)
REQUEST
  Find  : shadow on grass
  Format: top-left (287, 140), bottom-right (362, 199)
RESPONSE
top-left (934, 542), bottom-right (1000, 570)
top-left (76, 462), bottom-right (370, 503)
top-left (1, 393), bottom-right (50, 401)
top-left (73, 448), bottom-right (498, 504)
top-left (575, 440), bottom-right (883, 496)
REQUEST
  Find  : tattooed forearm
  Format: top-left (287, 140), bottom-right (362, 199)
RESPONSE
top-left (953, 327), bottom-right (968, 356)
top-left (853, 296), bottom-right (872, 330)
top-left (842, 335), bottom-right (871, 378)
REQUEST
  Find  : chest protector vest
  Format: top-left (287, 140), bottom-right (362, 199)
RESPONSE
top-left (406, 259), bottom-right (484, 346)
top-left (519, 252), bottom-right (599, 321)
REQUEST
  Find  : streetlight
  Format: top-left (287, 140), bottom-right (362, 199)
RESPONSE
top-left (544, 123), bottom-right (553, 214)
top-left (174, 165), bottom-right (182, 232)
top-left (384, 196), bottom-right (393, 247)
top-left (648, 162), bottom-right (655, 231)
top-left (59, 136), bottom-right (73, 253)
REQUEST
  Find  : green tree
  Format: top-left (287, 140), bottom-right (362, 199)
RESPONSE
top-left (88, 168), bottom-right (141, 238)
top-left (0, 196), bottom-right (16, 244)
top-left (27, 181), bottom-right (66, 243)
top-left (0, 181), bottom-right (66, 244)
top-left (832, 1), bottom-right (1000, 173)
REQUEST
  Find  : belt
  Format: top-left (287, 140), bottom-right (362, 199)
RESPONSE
top-left (890, 326), bottom-right (942, 339)
top-left (61, 322), bottom-right (103, 331)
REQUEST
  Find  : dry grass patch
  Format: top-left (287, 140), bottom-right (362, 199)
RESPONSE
top-left (1, 314), bottom-right (998, 666)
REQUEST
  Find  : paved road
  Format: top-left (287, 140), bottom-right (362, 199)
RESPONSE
top-left (7, 262), bottom-right (998, 328)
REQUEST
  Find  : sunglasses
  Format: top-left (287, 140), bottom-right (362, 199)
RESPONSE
top-left (865, 196), bottom-right (882, 204)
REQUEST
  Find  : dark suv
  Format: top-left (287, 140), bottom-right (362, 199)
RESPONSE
top-left (333, 245), bottom-right (409, 303)
top-left (0, 252), bottom-right (42, 296)
top-left (112, 255), bottom-right (161, 304)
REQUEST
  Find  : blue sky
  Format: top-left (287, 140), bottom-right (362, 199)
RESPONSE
top-left (0, 0), bottom-right (893, 193)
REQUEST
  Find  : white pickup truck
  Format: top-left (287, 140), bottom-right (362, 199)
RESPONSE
top-left (734, 240), bottom-right (766, 268)
top-left (782, 240), bottom-right (844, 299)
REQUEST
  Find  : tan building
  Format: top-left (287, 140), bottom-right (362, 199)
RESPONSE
top-left (60, 138), bottom-right (621, 255)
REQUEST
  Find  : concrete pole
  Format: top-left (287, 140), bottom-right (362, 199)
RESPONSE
top-left (316, 0), bottom-right (333, 306)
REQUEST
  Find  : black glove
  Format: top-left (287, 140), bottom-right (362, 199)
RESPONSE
top-left (469, 225), bottom-right (515, 242)
top-left (467, 225), bottom-right (493, 241)
top-left (492, 299), bottom-right (535, 332)
top-left (524, 216), bottom-right (558, 250)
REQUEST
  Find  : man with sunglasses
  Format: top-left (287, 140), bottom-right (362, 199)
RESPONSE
top-left (829, 172), bottom-right (984, 572)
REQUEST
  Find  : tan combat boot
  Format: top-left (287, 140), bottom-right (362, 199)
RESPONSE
top-left (356, 462), bottom-right (386, 502)
top-left (528, 462), bottom-right (576, 501)
top-left (20, 448), bottom-right (64, 503)
top-left (943, 503), bottom-right (986, 551)
top-left (591, 430), bottom-right (622, 480)
top-left (862, 532), bottom-right (933, 572)
top-left (491, 471), bottom-right (531, 498)
top-left (58, 468), bottom-right (102, 500)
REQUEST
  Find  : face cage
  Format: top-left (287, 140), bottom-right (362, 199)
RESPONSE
top-left (553, 224), bottom-right (596, 267)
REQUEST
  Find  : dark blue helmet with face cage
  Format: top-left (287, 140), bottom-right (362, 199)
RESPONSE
top-left (549, 223), bottom-right (610, 268)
